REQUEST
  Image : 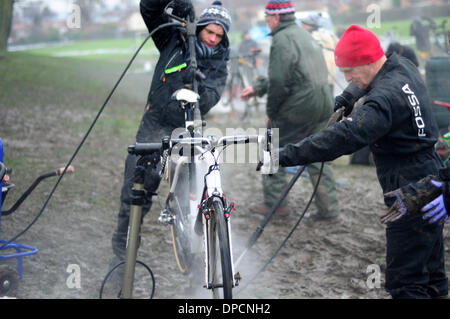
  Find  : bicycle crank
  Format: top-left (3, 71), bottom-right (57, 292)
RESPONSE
top-left (158, 208), bottom-right (175, 225)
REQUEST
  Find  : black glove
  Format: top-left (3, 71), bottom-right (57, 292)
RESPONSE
top-left (171, 0), bottom-right (194, 19)
top-left (182, 64), bottom-right (195, 85)
top-left (182, 64), bottom-right (206, 85)
top-left (439, 164), bottom-right (450, 214)
top-left (380, 175), bottom-right (442, 224)
top-left (334, 82), bottom-right (366, 116)
top-left (132, 154), bottom-right (162, 204)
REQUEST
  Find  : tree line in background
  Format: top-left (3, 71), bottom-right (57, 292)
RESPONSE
top-left (0, 0), bottom-right (141, 56)
top-left (0, 0), bottom-right (14, 57)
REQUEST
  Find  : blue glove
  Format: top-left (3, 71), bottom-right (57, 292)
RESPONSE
top-left (421, 180), bottom-right (449, 225)
top-left (380, 176), bottom-right (442, 224)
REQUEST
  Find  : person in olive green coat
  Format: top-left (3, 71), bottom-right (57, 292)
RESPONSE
top-left (241, 0), bottom-right (339, 219)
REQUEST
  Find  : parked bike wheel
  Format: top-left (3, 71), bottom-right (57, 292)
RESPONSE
top-left (207, 198), bottom-right (233, 299)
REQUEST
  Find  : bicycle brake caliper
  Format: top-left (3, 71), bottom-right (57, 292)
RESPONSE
top-left (198, 201), bottom-right (211, 220)
top-left (224, 201), bottom-right (235, 219)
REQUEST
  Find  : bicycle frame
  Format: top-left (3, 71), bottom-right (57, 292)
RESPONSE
top-left (157, 133), bottom-right (268, 297)
top-left (129, 128), bottom-right (272, 299)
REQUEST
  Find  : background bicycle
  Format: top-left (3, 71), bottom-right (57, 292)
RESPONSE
top-left (221, 49), bottom-right (264, 121)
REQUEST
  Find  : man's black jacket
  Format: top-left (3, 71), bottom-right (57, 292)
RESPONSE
top-left (279, 53), bottom-right (442, 199)
top-left (136, 0), bottom-right (229, 142)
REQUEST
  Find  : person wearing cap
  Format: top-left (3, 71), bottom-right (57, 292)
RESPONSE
top-left (241, 0), bottom-right (339, 221)
top-left (278, 24), bottom-right (447, 298)
top-left (301, 13), bottom-right (339, 97)
top-left (110, 0), bottom-right (231, 264)
top-left (385, 42), bottom-right (419, 68)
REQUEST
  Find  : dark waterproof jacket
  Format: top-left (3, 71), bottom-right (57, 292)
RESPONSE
top-left (280, 53), bottom-right (442, 203)
top-left (254, 20), bottom-right (333, 145)
top-left (136, 0), bottom-right (229, 143)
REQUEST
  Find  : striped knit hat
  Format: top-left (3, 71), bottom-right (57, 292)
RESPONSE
top-left (197, 1), bottom-right (232, 33)
top-left (265, 0), bottom-right (295, 15)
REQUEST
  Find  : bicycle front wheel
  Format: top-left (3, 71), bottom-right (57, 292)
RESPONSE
top-left (207, 199), bottom-right (233, 299)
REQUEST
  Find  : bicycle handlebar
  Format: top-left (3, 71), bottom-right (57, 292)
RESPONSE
top-left (128, 134), bottom-right (267, 156)
top-left (128, 143), bottom-right (163, 156)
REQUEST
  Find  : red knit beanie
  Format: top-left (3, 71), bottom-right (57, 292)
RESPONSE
top-left (334, 24), bottom-right (384, 67)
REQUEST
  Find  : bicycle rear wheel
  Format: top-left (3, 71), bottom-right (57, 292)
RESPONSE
top-left (206, 198), bottom-right (233, 299)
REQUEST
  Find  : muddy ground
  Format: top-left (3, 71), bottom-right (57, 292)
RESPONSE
top-left (1, 57), bottom-right (449, 300)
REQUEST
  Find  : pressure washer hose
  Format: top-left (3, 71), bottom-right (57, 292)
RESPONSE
top-left (235, 162), bottom-right (324, 295)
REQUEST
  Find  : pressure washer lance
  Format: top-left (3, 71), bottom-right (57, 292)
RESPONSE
top-left (234, 165), bottom-right (307, 267)
top-left (1, 166), bottom-right (75, 217)
top-left (235, 82), bottom-right (367, 268)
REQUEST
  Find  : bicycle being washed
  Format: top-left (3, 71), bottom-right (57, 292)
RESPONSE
top-left (128, 87), bottom-right (275, 299)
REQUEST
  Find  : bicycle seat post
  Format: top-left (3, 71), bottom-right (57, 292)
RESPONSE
top-left (121, 185), bottom-right (143, 298)
top-left (122, 162), bottom-right (147, 298)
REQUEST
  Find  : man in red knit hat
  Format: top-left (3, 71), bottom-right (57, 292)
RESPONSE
top-left (278, 24), bottom-right (447, 298)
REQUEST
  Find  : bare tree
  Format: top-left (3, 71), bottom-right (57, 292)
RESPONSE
top-left (0, 0), bottom-right (14, 56)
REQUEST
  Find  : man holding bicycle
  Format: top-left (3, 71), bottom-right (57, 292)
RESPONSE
top-left (110, 0), bottom-right (231, 263)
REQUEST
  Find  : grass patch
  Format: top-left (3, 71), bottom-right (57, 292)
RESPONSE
top-left (339, 16), bottom-right (448, 44)
top-left (0, 51), bottom-right (148, 109)
top-left (28, 37), bottom-right (159, 61)
top-left (0, 51), bottom-right (149, 180)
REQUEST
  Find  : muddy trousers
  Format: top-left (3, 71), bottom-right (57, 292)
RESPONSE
top-left (111, 154), bottom-right (160, 260)
top-left (262, 161), bottom-right (339, 217)
top-left (385, 214), bottom-right (448, 299)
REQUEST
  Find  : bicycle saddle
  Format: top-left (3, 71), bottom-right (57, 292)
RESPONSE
top-left (172, 88), bottom-right (199, 103)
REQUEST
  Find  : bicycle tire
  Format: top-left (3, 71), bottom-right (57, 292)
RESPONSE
top-left (168, 164), bottom-right (195, 274)
top-left (206, 206), bottom-right (219, 298)
top-left (209, 199), bottom-right (233, 299)
top-left (170, 216), bottom-right (191, 273)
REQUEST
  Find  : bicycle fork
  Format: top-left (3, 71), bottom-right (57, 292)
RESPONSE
top-left (201, 196), bottom-right (239, 291)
